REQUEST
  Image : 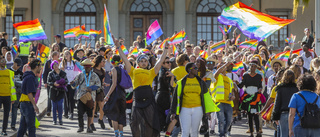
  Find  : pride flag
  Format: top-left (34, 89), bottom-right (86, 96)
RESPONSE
top-left (89, 29), bottom-right (102, 38)
top-left (285, 34), bottom-right (296, 44)
top-left (141, 49), bottom-right (150, 54)
top-left (235, 34), bottom-right (241, 45)
top-left (169, 30), bottom-right (188, 45)
top-left (219, 26), bottom-right (225, 35)
top-left (11, 45), bottom-right (19, 57)
top-left (218, 2), bottom-right (295, 41)
top-left (130, 46), bottom-right (139, 57)
top-left (232, 61), bottom-right (244, 73)
top-left (64, 26), bottom-right (80, 38)
top-left (121, 45), bottom-right (129, 55)
top-left (199, 50), bottom-right (208, 59)
top-left (81, 24), bottom-right (86, 30)
top-left (70, 49), bottom-right (74, 57)
top-left (13, 18), bottom-right (47, 42)
top-left (172, 45), bottom-right (179, 56)
top-left (146, 20), bottom-right (163, 45)
top-left (210, 41), bottom-right (226, 52)
top-left (36, 43), bottom-right (50, 63)
top-left (74, 30), bottom-right (90, 39)
top-left (104, 4), bottom-right (114, 45)
top-left (159, 38), bottom-right (169, 49)
top-left (239, 40), bottom-right (258, 51)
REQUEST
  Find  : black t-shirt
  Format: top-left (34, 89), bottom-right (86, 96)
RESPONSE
top-left (58, 42), bottom-right (67, 52)
top-left (238, 72), bottom-right (262, 89)
top-left (9, 67), bottom-right (23, 81)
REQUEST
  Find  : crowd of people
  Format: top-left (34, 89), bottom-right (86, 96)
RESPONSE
top-left (0, 27), bottom-right (320, 137)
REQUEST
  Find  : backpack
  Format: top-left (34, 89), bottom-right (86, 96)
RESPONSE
top-left (297, 93), bottom-right (320, 128)
top-left (116, 65), bottom-right (132, 89)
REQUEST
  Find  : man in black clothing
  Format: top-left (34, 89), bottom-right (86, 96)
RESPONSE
top-left (301, 28), bottom-right (314, 49)
top-left (54, 34), bottom-right (66, 51)
top-left (0, 32), bottom-right (8, 54)
top-left (9, 58), bottom-right (24, 131)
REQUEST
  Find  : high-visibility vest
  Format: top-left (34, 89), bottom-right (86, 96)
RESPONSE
top-left (212, 74), bottom-right (233, 101)
top-left (19, 42), bottom-right (31, 56)
top-left (9, 70), bottom-right (17, 101)
top-left (175, 79), bottom-right (220, 115)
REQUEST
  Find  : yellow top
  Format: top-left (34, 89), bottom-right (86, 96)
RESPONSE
top-left (214, 74), bottom-right (233, 104)
top-left (270, 85), bottom-right (278, 99)
top-left (182, 78), bottom-right (201, 108)
top-left (172, 66), bottom-right (188, 81)
top-left (0, 69), bottom-right (12, 97)
top-left (20, 94), bottom-right (33, 102)
top-left (129, 66), bottom-right (157, 89)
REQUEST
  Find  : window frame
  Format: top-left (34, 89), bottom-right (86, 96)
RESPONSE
top-left (4, 15), bottom-right (23, 46)
top-left (268, 15), bottom-right (289, 48)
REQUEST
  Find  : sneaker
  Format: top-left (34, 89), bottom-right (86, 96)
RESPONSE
top-left (77, 127), bottom-right (84, 133)
top-left (90, 124), bottom-right (96, 131)
top-left (11, 127), bottom-right (17, 131)
top-left (227, 131), bottom-right (231, 136)
top-left (210, 130), bottom-right (216, 135)
top-left (59, 121), bottom-right (63, 125)
top-left (246, 129), bottom-right (251, 133)
top-left (47, 112), bottom-right (51, 117)
top-left (256, 133), bottom-right (262, 137)
top-left (68, 113), bottom-right (74, 120)
top-left (63, 114), bottom-right (68, 119)
top-left (87, 128), bottom-right (93, 133)
top-left (1, 131), bottom-right (7, 136)
top-left (53, 121), bottom-right (57, 125)
top-left (98, 119), bottom-right (105, 129)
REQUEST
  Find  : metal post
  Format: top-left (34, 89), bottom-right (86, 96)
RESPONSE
top-left (315, 0), bottom-right (320, 55)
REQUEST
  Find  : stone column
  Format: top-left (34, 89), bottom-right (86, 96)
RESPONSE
top-left (107, 0), bottom-right (119, 37)
top-left (40, 0), bottom-right (52, 45)
top-left (174, 0), bottom-right (186, 32)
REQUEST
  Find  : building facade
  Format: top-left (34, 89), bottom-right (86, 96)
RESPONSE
top-left (0, 0), bottom-right (315, 50)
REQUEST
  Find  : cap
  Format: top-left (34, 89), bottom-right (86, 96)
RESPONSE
top-left (304, 28), bottom-right (309, 32)
top-left (54, 34), bottom-right (61, 38)
top-left (14, 58), bottom-right (22, 66)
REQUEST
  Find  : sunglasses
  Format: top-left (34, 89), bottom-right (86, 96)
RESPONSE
top-left (164, 61), bottom-right (171, 64)
top-left (190, 66), bottom-right (198, 70)
top-left (207, 61), bottom-right (214, 64)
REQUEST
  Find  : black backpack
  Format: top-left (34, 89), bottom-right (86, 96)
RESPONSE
top-left (297, 93), bottom-right (320, 128)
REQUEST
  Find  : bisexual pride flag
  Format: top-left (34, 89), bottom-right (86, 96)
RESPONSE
top-left (146, 20), bottom-right (163, 45)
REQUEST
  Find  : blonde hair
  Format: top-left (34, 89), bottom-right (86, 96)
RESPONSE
top-left (310, 57), bottom-right (320, 72)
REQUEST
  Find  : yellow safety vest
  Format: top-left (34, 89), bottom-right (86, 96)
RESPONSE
top-left (212, 74), bottom-right (233, 100)
top-left (176, 79), bottom-right (219, 115)
top-left (19, 42), bottom-right (31, 56)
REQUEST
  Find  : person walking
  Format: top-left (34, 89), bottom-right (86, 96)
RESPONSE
top-left (17, 59), bottom-right (42, 137)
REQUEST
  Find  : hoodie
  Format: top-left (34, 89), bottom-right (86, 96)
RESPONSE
top-left (21, 71), bottom-right (38, 97)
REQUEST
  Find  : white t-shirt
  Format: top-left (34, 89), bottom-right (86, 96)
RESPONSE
top-left (301, 52), bottom-right (314, 70)
top-left (267, 74), bottom-right (276, 95)
top-left (59, 61), bottom-right (79, 84)
top-left (226, 72), bottom-right (239, 82)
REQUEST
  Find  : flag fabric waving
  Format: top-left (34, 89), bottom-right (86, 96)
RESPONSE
top-left (239, 40), bottom-right (258, 51)
top-left (130, 46), bottom-right (139, 57)
top-left (218, 2), bottom-right (295, 41)
top-left (159, 38), bottom-right (169, 49)
top-left (11, 45), bottom-right (19, 57)
top-left (36, 43), bottom-right (50, 63)
top-left (235, 34), bottom-right (241, 45)
top-left (74, 30), bottom-right (90, 39)
top-left (169, 30), bottom-right (188, 45)
top-left (13, 18), bottom-right (47, 42)
top-left (64, 26), bottom-right (80, 38)
top-left (121, 45), bottom-right (129, 55)
top-left (210, 40), bottom-right (226, 52)
top-left (89, 29), bottom-right (102, 38)
top-left (104, 4), bottom-right (114, 45)
top-left (232, 61), bottom-right (244, 73)
top-left (146, 20), bottom-right (163, 45)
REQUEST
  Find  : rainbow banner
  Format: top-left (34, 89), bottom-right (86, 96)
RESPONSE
top-left (218, 2), bottom-right (295, 41)
top-left (11, 45), bottom-right (19, 57)
top-left (130, 46), bottom-right (139, 57)
top-left (64, 26), bottom-right (80, 38)
top-left (210, 40), bottom-right (226, 52)
top-left (89, 29), bottom-right (102, 38)
top-left (36, 43), bottom-right (50, 63)
top-left (104, 4), bottom-right (114, 45)
top-left (239, 40), bottom-right (258, 51)
top-left (169, 30), bottom-right (188, 45)
top-left (232, 61), bottom-right (244, 73)
top-left (13, 18), bottom-right (47, 42)
top-left (146, 20), bottom-right (163, 45)
top-left (121, 45), bottom-right (129, 55)
top-left (235, 34), bottom-right (241, 45)
top-left (74, 30), bottom-right (90, 39)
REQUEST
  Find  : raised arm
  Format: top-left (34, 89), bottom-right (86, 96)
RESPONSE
top-left (154, 42), bottom-right (168, 75)
top-left (112, 35), bottom-right (132, 73)
top-left (214, 62), bottom-right (231, 79)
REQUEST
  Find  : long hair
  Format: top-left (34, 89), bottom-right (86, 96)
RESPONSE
top-left (289, 65), bottom-right (301, 80)
top-left (196, 57), bottom-right (206, 78)
top-left (310, 57), bottom-right (320, 72)
top-left (92, 55), bottom-right (105, 68)
top-left (61, 50), bottom-right (72, 70)
top-left (280, 70), bottom-right (296, 84)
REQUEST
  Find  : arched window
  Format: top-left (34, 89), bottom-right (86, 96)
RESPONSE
top-left (197, 0), bottom-right (227, 43)
top-left (129, 0), bottom-right (163, 44)
top-left (64, 0), bottom-right (96, 48)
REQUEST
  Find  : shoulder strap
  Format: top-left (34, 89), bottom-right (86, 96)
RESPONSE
top-left (313, 96), bottom-right (319, 104)
top-left (298, 93), bottom-right (308, 103)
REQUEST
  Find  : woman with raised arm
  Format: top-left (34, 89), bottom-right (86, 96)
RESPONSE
top-left (114, 35), bottom-right (168, 137)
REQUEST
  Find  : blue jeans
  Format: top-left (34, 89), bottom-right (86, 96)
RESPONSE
top-left (171, 126), bottom-right (181, 137)
top-left (17, 102), bottom-right (36, 137)
top-left (279, 112), bottom-right (289, 137)
top-left (217, 103), bottom-right (233, 137)
top-left (11, 93), bottom-right (21, 128)
top-left (294, 125), bottom-right (320, 137)
top-left (52, 99), bottom-right (63, 122)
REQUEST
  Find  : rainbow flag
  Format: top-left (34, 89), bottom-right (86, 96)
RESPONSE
top-left (115, 49), bottom-right (119, 55)
top-left (265, 58), bottom-right (272, 72)
top-left (130, 46), bottom-right (139, 57)
top-left (199, 50), bottom-right (208, 59)
top-left (235, 34), bottom-right (241, 45)
top-left (64, 26), bottom-right (80, 38)
top-left (81, 24), bottom-right (86, 30)
top-left (74, 30), bottom-right (90, 39)
top-left (146, 20), bottom-right (163, 45)
top-left (232, 61), bottom-right (244, 73)
top-left (227, 25), bottom-right (232, 33)
top-left (218, 2), bottom-right (295, 41)
top-left (121, 45), bottom-right (129, 55)
top-left (13, 18), bottom-right (47, 42)
top-left (11, 45), bottom-right (19, 57)
top-left (239, 40), bottom-right (258, 51)
top-left (141, 49), bottom-right (150, 54)
top-left (104, 4), bottom-right (114, 45)
top-left (70, 49), bottom-right (74, 57)
top-left (169, 30), bottom-right (188, 45)
top-left (285, 34), bottom-right (296, 44)
top-left (172, 45), bottom-right (179, 56)
top-left (159, 38), bottom-right (169, 49)
top-left (36, 43), bottom-right (50, 63)
top-left (274, 50), bottom-right (290, 61)
top-left (210, 40), bottom-right (226, 51)
top-left (219, 26), bottom-right (225, 35)
top-left (89, 29), bottom-right (102, 38)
